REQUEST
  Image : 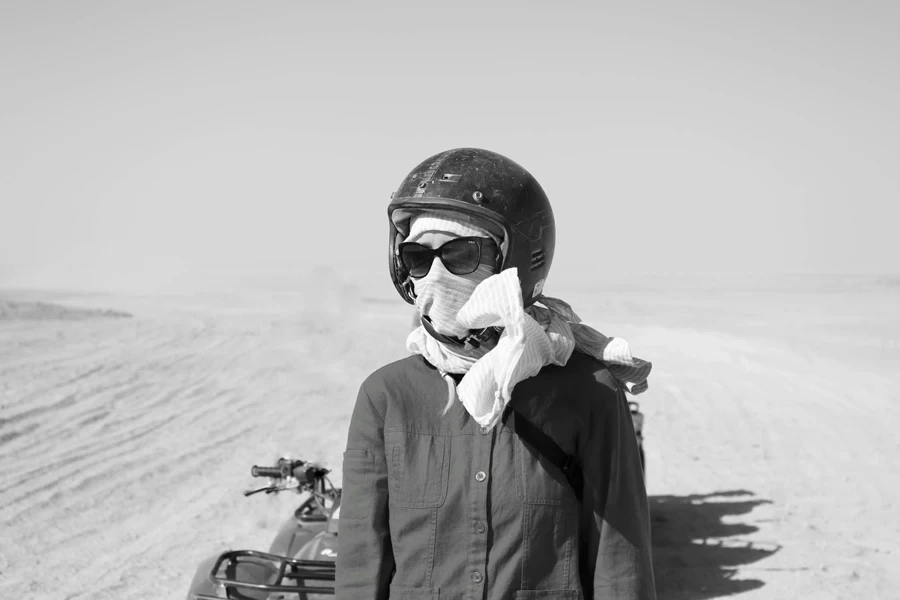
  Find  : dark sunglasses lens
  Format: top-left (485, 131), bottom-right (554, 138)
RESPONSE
top-left (440, 238), bottom-right (482, 275)
top-left (400, 244), bottom-right (435, 277)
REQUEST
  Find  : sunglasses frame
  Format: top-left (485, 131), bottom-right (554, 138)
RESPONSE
top-left (397, 236), bottom-right (499, 279)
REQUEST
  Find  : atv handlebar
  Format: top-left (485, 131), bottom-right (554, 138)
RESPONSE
top-left (251, 465), bottom-right (284, 478)
top-left (245, 457), bottom-right (337, 502)
top-left (251, 459), bottom-right (330, 483)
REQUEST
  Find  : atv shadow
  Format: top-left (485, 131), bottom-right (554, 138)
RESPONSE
top-left (651, 490), bottom-right (779, 599)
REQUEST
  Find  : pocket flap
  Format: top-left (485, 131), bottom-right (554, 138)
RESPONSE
top-left (386, 431), bottom-right (449, 509)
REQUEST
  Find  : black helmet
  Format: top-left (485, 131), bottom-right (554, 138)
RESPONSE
top-left (388, 147), bottom-right (555, 308)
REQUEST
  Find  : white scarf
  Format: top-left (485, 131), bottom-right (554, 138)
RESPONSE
top-left (407, 267), bottom-right (652, 430)
top-left (403, 213), bottom-right (652, 430)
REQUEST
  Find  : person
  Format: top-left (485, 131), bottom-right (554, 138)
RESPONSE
top-left (336, 148), bottom-right (656, 600)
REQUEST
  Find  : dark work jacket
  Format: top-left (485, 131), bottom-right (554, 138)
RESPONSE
top-left (336, 351), bottom-right (656, 600)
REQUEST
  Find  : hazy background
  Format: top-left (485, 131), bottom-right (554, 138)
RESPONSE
top-left (2, 0), bottom-right (897, 296)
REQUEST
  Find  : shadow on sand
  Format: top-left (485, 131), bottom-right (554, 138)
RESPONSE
top-left (651, 490), bottom-right (779, 599)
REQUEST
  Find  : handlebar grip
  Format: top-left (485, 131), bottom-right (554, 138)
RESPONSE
top-left (251, 466), bottom-right (284, 478)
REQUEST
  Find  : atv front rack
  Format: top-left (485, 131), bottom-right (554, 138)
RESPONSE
top-left (201, 549), bottom-right (336, 598)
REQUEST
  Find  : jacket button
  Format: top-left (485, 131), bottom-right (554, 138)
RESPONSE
top-left (475, 521), bottom-right (486, 534)
top-left (475, 471), bottom-right (487, 482)
top-left (472, 571), bottom-right (483, 583)
top-left (479, 426), bottom-right (490, 435)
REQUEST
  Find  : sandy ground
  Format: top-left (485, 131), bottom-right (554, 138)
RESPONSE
top-left (1, 276), bottom-right (898, 599)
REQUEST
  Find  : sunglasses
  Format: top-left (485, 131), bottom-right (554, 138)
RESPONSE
top-left (398, 236), bottom-right (499, 278)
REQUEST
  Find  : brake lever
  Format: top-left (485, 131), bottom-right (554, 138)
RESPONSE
top-left (244, 479), bottom-right (307, 497)
top-left (243, 486), bottom-right (277, 497)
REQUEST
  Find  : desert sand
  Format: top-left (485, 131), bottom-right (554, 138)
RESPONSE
top-left (1, 275), bottom-right (898, 599)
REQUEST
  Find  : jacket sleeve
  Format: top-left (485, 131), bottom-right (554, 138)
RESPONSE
top-left (579, 382), bottom-right (656, 600)
top-left (335, 382), bottom-right (394, 600)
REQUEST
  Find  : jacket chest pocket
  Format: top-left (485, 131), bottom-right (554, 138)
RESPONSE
top-left (385, 431), bottom-right (449, 509)
top-left (514, 436), bottom-right (577, 507)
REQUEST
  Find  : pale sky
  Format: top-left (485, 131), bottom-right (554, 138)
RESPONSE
top-left (1, 1), bottom-right (898, 294)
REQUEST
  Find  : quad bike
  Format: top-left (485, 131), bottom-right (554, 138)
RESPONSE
top-left (186, 458), bottom-right (340, 599)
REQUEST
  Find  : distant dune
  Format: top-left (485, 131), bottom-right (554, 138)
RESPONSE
top-left (0, 300), bottom-right (132, 320)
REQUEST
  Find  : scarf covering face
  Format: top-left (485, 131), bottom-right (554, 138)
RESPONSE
top-left (404, 213), bottom-right (652, 430)
top-left (404, 213), bottom-right (499, 339)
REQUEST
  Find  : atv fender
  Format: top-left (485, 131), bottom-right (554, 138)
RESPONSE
top-left (185, 554), bottom-right (223, 600)
top-left (268, 499), bottom-right (328, 557)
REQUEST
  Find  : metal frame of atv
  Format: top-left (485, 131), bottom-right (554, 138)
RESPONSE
top-left (204, 549), bottom-right (335, 597)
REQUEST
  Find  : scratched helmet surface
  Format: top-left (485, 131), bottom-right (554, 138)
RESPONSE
top-left (388, 148), bottom-right (555, 307)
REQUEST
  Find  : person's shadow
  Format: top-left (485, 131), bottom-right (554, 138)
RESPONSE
top-left (651, 490), bottom-right (779, 599)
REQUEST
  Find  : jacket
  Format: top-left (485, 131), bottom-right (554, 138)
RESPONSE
top-left (336, 351), bottom-right (656, 600)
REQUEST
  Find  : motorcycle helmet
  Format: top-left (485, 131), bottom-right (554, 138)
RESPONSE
top-left (388, 148), bottom-right (556, 309)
